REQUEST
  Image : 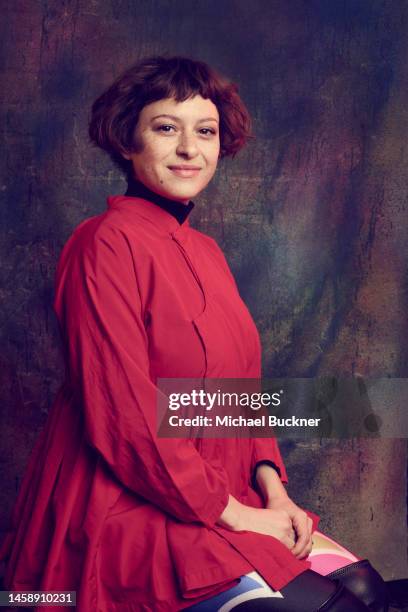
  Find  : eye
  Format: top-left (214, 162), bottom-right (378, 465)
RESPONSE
top-left (155, 124), bottom-right (176, 133)
top-left (199, 127), bottom-right (217, 136)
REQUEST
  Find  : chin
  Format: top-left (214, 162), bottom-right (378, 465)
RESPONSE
top-left (161, 183), bottom-right (202, 202)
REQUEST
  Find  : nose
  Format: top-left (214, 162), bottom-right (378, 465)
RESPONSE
top-left (176, 131), bottom-right (199, 158)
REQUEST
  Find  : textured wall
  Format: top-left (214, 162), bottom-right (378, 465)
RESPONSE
top-left (1, 0), bottom-right (407, 581)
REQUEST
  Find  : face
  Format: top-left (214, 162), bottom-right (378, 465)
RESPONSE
top-left (123, 95), bottom-right (220, 203)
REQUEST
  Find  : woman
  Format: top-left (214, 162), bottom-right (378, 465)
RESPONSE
top-left (0, 56), bottom-right (388, 611)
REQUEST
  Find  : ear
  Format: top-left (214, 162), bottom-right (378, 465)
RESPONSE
top-left (119, 145), bottom-right (133, 161)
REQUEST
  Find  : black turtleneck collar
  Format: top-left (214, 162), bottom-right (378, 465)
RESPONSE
top-left (124, 177), bottom-right (195, 225)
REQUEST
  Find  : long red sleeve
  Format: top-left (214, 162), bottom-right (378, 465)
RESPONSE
top-left (54, 218), bottom-right (229, 526)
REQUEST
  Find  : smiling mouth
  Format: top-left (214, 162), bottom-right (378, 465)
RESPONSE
top-left (168, 166), bottom-right (201, 178)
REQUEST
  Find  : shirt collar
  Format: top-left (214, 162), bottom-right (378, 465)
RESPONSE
top-left (124, 178), bottom-right (195, 225)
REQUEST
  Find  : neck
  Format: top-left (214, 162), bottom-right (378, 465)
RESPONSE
top-left (124, 177), bottom-right (195, 225)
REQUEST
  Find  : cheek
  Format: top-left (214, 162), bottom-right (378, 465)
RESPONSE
top-left (206, 149), bottom-right (220, 175)
top-left (132, 147), bottom-right (164, 177)
top-left (132, 132), bottom-right (171, 165)
top-left (207, 141), bottom-right (221, 168)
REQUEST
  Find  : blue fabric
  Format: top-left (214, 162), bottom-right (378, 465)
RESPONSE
top-left (186, 573), bottom-right (276, 611)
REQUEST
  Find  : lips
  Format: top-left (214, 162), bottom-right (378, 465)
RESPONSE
top-left (167, 165), bottom-right (201, 178)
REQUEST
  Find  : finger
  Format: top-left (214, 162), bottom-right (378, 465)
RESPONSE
top-left (291, 516), bottom-right (309, 556)
top-left (292, 511), bottom-right (308, 534)
top-left (292, 535), bottom-right (309, 557)
top-left (293, 531), bottom-right (313, 559)
top-left (295, 539), bottom-right (313, 559)
top-left (293, 532), bottom-right (313, 558)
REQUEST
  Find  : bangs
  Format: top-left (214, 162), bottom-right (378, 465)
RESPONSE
top-left (143, 57), bottom-right (217, 105)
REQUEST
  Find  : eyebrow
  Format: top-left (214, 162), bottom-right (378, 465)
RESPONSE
top-left (150, 114), bottom-right (219, 123)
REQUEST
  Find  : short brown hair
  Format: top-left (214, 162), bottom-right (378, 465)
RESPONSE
top-left (88, 56), bottom-right (252, 179)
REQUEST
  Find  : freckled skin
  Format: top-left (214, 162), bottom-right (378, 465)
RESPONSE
top-left (123, 96), bottom-right (221, 203)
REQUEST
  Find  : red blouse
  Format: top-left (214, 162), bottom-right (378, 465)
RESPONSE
top-left (0, 195), bottom-right (317, 611)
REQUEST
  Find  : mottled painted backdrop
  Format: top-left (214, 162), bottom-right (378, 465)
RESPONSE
top-left (1, 0), bottom-right (407, 582)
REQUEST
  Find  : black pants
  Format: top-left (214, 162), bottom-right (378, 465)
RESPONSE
top-left (186, 560), bottom-right (388, 611)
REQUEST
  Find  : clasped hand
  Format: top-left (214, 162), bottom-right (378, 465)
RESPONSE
top-left (265, 497), bottom-right (314, 559)
top-left (231, 498), bottom-right (313, 560)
